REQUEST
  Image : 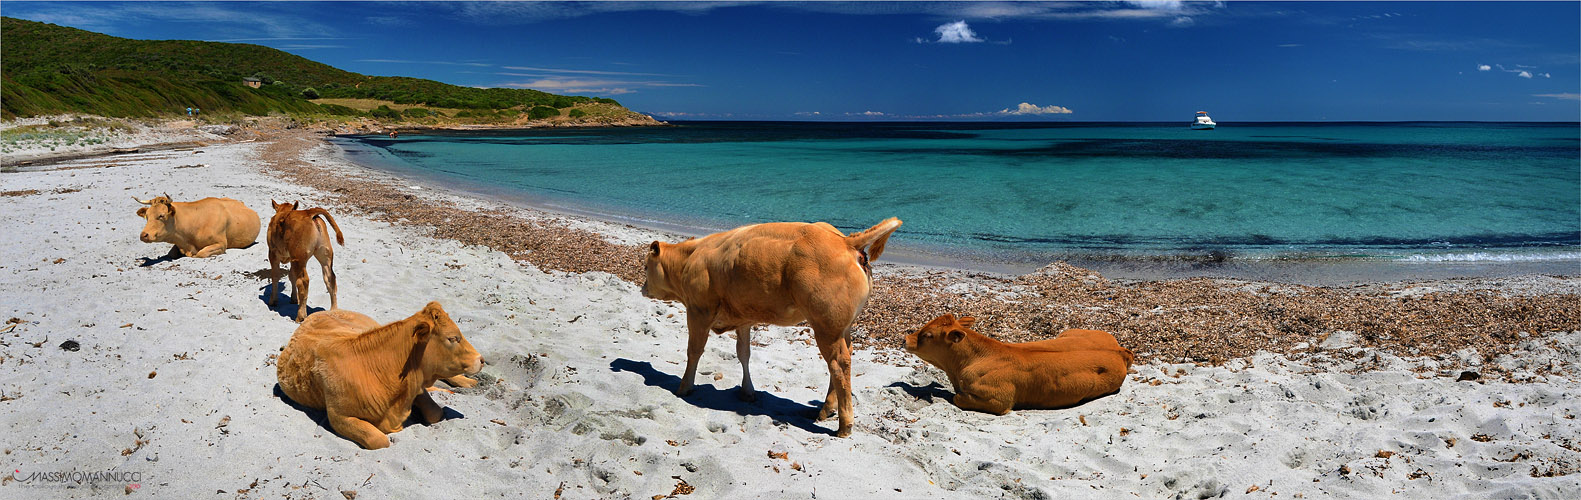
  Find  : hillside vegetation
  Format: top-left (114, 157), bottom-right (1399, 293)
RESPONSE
top-left (1, 17), bottom-right (654, 126)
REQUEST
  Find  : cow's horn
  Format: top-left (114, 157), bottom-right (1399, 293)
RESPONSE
top-left (162, 192), bottom-right (172, 201)
top-left (133, 196), bottom-right (154, 205)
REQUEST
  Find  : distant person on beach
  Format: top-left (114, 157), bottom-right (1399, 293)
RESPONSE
top-left (389, 131), bottom-right (398, 138)
top-left (186, 107), bottom-right (193, 117)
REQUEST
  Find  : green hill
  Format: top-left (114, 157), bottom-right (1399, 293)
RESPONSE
top-left (0, 17), bottom-right (642, 123)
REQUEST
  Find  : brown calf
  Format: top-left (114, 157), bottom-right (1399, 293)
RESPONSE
top-left (904, 314), bottom-right (1133, 415)
top-left (267, 200), bottom-right (344, 322)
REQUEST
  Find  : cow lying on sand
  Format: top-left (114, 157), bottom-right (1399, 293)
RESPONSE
top-left (641, 217), bottom-right (901, 438)
top-left (904, 314), bottom-right (1133, 415)
top-left (275, 302), bottom-right (483, 450)
top-left (267, 201), bottom-right (344, 322)
top-left (134, 194), bottom-right (259, 258)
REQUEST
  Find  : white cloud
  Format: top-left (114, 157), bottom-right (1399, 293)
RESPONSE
top-left (1277, 43), bottom-right (1303, 48)
top-left (1168, 16), bottom-right (1195, 27)
top-left (1518, 71), bottom-right (1533, 79)
top-left (500, 66), bottom-right (675, 77)
top-left (1534, 93), bottom-right (1580, 101)
top-left (1477, 64), bottom-right (1491, 71)
top-left (1001, 102), bottom-right (1074, 115)
top-left (933, 21), bottom-right (984, 43)
top-left (860, 111), bottom-right (886, 116)
top-left (1128, 0), bottom-right (1184, 10)
top-left (501, 78), bottom-right (701, 96)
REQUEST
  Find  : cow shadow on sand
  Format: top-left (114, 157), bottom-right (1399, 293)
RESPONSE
top-left (886, 381), bottom-right (954, 404)
top-left (272, 384), bottom-right (466, 446)
top-left (136, 247), bottom-right (184, 267)
top-left (256, 283), bottom-right (325, 321)
top-left (609, 358), bottom-right (836, 436)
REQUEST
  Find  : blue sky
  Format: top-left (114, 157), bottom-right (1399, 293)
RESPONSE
top-left (5, 1), bottom-right (1578, 121)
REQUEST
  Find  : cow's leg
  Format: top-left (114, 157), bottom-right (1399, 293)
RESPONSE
top-left (953, 391), bottom-right (1013, 416)
top-left (413, 391), bottom-right (444, 425)
top-left (291, 261), bottom-right (309, 322)
top-left (677, 305), bottom-right (716, 397)
top-left (441, 375), bottom-right (477, 388)
top-left (268, 253), bottom-right (281, 306)
top-left (735, 326), bottom-right (757, 402)
top-left (192, 242), bottom-right (227, 258)
top-left (316, 245), bottom-right (337, 310)
top-left (811, 325), bottom-right (855, 437)
top-left (326, 409), bottom-right (389, 450)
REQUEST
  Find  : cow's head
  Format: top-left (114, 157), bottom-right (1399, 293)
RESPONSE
top-left (134, 194), bottom-right (176, 243)
top-left (640, 241), bottom-right (680, 301)
top-left (904, 314), bottom-right (978, 367)
top-left (409, 302), bottom-right (483, 381)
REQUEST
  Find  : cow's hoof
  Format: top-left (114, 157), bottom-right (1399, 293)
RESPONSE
top-left (675, 386), bottom-right (694, 397)
top-left (737, 389), bottom-right (757, 403)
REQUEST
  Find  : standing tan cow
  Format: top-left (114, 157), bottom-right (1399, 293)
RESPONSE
top-left (134, 194), bottom-right (260, 258)
top-left (275, 302), bottom-right (483, 449)
top-left (641, 217), bottom-right (901, 438)
top-left (267, 201), bottom-right (344, 322)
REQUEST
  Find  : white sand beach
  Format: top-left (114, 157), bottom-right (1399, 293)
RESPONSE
top-left (2, 130), bottom-right (1579, 499)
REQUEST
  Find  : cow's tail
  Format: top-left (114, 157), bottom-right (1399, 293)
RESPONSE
top-left (844, 217), bottom-right (902, 262)
top-left (305, 208), bottom-right (345, 246)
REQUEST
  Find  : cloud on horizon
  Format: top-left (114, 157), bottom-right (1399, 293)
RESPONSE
top-left (1533, 93), bottom-right (1580, 101)
top-left (934, 21), bottom-right (983, 43)
top-left (1001, 102), bottom-right (1074, 115)
top-left (500, 78), bottom-right (702, 96)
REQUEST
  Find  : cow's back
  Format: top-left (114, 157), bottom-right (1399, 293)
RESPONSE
top-left (277, 310), bottom-right (380, 409)
top-left (212, 198), bottom-right (261, 248)
top-left (693, 222), bottom-right (865, 327)
top-left (183, 197), bottom-right (259, 249)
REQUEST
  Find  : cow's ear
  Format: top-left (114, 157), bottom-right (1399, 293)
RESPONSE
top-left (291, 201), bottom-right (299, 210)
top-left (136, 207), bottom-right (147, 218)
top-left (649, 241), bottom-right (662, 256)
top-left (947, 329), bottom-right (965, 343)
top-left (412, 318), bottom-right (434, 341)
top-left (957, 316), bottom-right (976, 329)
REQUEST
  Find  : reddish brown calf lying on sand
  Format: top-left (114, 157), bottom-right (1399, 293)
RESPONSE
top-left (642, 217), bottom-right (901, 438)
top-left (275, 302), bottom-right (483, 450)
top-left (267, 201), bottom-right (344, 322)
top-left (904, 314), bottom-right (1133, 415)
top-left (134, 194), bottom-right (259, 258)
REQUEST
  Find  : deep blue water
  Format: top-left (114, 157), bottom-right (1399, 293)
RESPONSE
top-left (330, 121), bottom-right (1580, 277)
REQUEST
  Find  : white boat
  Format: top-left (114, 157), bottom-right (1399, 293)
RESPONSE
top-left (1191, 111), bottom-right (1216, 130)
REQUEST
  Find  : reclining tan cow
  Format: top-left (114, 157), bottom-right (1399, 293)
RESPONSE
top-left (641, 217), bottom-right (901, 438)
top-left (275, 302), bottom-right (483, 450)
top-left (134, 194), bottom-right (259, 258)
top-left (267, 201), bottom-right (344, 322)
top-left (904, 314), bottom-right (1133, 415)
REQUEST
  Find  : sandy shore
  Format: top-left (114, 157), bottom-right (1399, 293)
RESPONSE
top-left (2, 127), bottom-right (1578, 498)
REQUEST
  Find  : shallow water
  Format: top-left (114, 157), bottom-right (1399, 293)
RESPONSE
top-left (331, 121), bottom-right (1580, 282)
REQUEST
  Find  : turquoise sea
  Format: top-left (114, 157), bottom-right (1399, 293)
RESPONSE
top-left (330, 122), bottom-right (1580, 282)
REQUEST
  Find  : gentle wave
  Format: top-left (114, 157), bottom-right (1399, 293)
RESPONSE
top-left (1401, 251), bottom-right (1581, 263)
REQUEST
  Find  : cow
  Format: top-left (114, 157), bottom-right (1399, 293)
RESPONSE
top-left (641, 217), bottom-right (901, 438)
top-left (267, 201), bottom-right (344, 322)
top-left (904, 314), bottom-right (1133, 415)
top-left (275, 302), bottom-right (483, 450)
top-left (133, 194), bottom-right (260, 258)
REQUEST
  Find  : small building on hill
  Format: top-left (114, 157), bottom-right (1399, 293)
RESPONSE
top-left (242, 77), bottom-right (262, 89)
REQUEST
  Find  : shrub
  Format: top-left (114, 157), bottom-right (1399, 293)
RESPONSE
top-left (370, 105), bottom-right (400, 119)
top-left (300, 87), bottom-right (319, 99)
top-left (568, 108), bottom-right (587, 119)
top-left (527, 105), bottom-right (558, 120)
top-left (402, 107), bottom-right (431, 118)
